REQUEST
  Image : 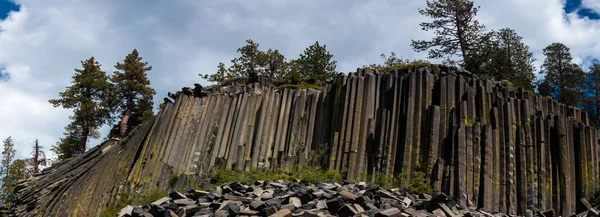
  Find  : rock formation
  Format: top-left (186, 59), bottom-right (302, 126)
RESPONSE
top-left (11, 66), bottom-right (600, 217)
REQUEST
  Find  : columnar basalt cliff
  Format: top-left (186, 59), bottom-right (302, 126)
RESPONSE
top-left (11, 66), bottom-right (600, 217)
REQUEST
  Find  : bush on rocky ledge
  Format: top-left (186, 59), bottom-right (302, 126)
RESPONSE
top-left (208, 164), bottom-right (342, 188)
top-left (101, 189), bottom-right (167, 217)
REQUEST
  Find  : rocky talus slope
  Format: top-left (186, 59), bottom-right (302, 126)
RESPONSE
top-left (10, 66), bottom-right (600, 216)
top-left (116, 180), bottom-right (600, 217)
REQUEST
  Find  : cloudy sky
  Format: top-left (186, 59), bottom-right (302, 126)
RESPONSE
top-left (1, 0), bottom-right (600, 160)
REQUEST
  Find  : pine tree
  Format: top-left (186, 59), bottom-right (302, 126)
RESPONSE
top-left (111, 49), bottom-right (156, 137)
top-left (1, 137), bottom-right (15, 204)
top-left (49, 57), bottom-right (112, 154)
top-left (537, 42), bottom-right (585, 107)
top-left (7, 159), bottom-right (30, 181)
top-left (200, 62), bottom-right (231, 84)
top-left (295, 41), bottom-right (337, 83)
top-left (51, 126), bottom-right (81, 160)
top-left (537, 79), bottom-right (554, 98)
top-left (363, 52), bottom-right (432, 73)
top-left (285, 59), bottom-right (303, 84)
top-left (583, 63), bottom-right (600, 127)
top-left (411, 0), bottom-right (486, 66)
top-left (470, 28), bottom-right (536, 90)
top-left (200, 39), bottom-right (336, 85)
top-left (1, 159), bottom-right (31, 205)
top-left (229, 39), bottom-right (264, 82)
top-left (259, 49), bottom-right (287, 80)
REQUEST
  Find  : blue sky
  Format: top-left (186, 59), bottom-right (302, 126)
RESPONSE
top-left (0, 0), bottom-right (17, 20)
top-left (2, 0), bottom-right (600, 161)
top-left (565, 0), bottom-right (600, 20)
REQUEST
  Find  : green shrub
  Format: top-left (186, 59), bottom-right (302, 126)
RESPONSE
top-left (406, 172), bottom-right (432, 194)
top-left (323, 169), bottom-right (343, 181)
top-left (132, 189), bottom-right (167, 205)
top-left (365, 60), bottom-right (435, 74)
top-left (208, 164), bottom-right (343, 186)
top-left (100, 192), bottom-right (132, 217)
top-left (99, 189), bottom-right (166, 217)
top-left (373, 172), bottom-right (405, 190)
top-left (278, 84), bottom-right (323, 91)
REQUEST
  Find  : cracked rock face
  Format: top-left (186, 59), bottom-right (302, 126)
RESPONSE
top-left (9, 66), bottom-right (600, 216)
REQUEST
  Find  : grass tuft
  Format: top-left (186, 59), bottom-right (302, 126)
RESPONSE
top-left (100, 189), bottom-right (166, 217)
top-left (278, 84), bottom-right (324, 91)
top-left (207, 164), bottom-right (341, 188)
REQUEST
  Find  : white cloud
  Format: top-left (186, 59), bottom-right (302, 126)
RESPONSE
top-left (583, 0), bottom-right (600, 13)
top-left (2, 0), bottom-right (600, 160)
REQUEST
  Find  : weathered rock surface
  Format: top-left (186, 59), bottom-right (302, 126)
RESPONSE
top-left (9, 66), bottom-right (600, 216)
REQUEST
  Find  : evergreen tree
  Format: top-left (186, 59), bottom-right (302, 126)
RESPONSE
top-left (201, 41), bottom-right (289, 84)
top-left (51, 126), bottom-right (81, 160)
top-left (49, 57), bottom-right (112, 154)
top-left (1, 159), bottom-right (31, 205)
top-left (285, 59), bottom-right (303, 84)
top-left (537, 79), bottom-right (554, 98)
top-left (200, 39), bottom-right (336, 85)
top-left (259, 49), bottom-right (287, 80)
top-left (295, 41), bottom-right (337, 83)
top-left (7, 159), bottom-right (30, 181)
top-left (462, 31), bottom-right (497, 73)
top-left (537, 42), bottom-right (585, 107)
top-left (1, 137), bottom-right (15, 204)
top-left (411, 0), bottom-right (486, 65)
top-left (583, 63), bottom-right (600, 127)
top-left (200, 62), bottom-right (231, 84)
top-left (470, 28), bottom-right (536, 90)
top-left (108, 97), bottom-right (154, 137)
top-left (380, 52), bottom-right (406, 67)
top-left (363, 52), bottom-right (432, 73)
top-left (111, 49), bottom-right (156, 137)
top-left (229, 39), bottom-right (264, 82)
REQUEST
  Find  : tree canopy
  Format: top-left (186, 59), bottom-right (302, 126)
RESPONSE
top-left (201, 40), bottom-right (337, 86)
top-left (294, 41), bottom-right (337, 83)
top-left (467, 28), bottom-right (536, 90)
top-left (581, 63), bottom-right (600, 127)
top-left (537, 42), bottom-right (585, 107)
top-left (49, 57), bottom-right (112, 154)
top-left (363, 52), bottom-right (433, 73)
top-left (110, 49), bottom-right (156, 137)
top-left (411, 0), bottom-right (486, 64)
top-left (1, 137), bottom-right (16, 205)
top-left (52, 125), bottom-right (82, 160)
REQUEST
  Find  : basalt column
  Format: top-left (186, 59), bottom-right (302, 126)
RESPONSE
top-left (13, 66), bottom-right (600, 217)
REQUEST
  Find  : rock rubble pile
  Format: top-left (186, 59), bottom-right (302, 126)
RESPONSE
top-left (117, 180), bottom-right (595, 217)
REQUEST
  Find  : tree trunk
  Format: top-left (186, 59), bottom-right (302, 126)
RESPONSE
top-left (79, 121), bottom-right (89, 154)
top-left (455, 4), bottom-right (468, 61)
top-left (119, 93), bottom-right (133, 137)
top-left (33, 139), bottom-right (39, 174)
top-left (593, 79), bottom-right (600, 124)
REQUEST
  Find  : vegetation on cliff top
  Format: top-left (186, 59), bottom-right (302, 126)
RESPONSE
top-left (200, 39), bottom-right (338, 88)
